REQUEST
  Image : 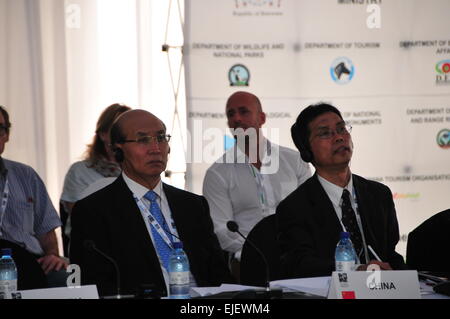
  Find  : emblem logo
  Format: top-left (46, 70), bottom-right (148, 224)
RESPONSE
top-left (229, 64), bottom-right (250, 86)
top-left (330, 57), bottom-right (355, 84)
top-left (437, 129), bottom-right (450, 149)
top-left (435, 60), bottom-right (450, 85)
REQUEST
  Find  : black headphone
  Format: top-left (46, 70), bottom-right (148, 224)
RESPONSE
top-left (291, 122), bottom-right (313, 163)
top-left (113, 146), bottom-right (124, 163)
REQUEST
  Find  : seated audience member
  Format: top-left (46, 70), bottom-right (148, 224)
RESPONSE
top-left (70, 109), bottom-right (232, 297)
top-left (203, 91), bottom-right (311, 279)
top-left (277, 103), bottom-right (406, 278)
top-left (0, 106), bottom-right (68, 277)
top-left (60, 103), bottom-right (131, 244)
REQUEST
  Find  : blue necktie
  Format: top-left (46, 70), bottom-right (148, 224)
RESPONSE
top-left (144, 190), bottom-right (172, 270)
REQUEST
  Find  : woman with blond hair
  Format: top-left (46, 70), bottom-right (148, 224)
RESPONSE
top-left (60, 103), bottom-right (130, 252)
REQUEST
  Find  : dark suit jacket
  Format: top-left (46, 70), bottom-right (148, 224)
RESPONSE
top-left (276, 173), bottom-right (406, 279)
top-left (69, 176), bottom-right (232, 297)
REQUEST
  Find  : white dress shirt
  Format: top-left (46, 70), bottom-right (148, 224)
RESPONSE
top-left (317, 174), bottom-right (369, 263)
top-left (203, 139), bottom-right (311, 259)
top-left (122, 173), bottom-right (196, 292)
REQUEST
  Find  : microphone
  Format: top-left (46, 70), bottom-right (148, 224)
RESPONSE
top-left (84, 240), bottom-right (122, 299)
top-left (226, 221), bottom-right (281, 298)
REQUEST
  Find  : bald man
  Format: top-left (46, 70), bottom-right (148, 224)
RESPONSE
top-left (70, 110), bottom-right (231, 297)
top-left (202, 92), bottom-right (311, 278)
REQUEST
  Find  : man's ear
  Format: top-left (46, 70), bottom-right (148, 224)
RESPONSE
top-left (260, 112), bottom-right (266, 126)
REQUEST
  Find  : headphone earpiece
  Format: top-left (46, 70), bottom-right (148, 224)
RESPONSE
top-left (291, 122), bottom-right (313, 163)
top-left (113, 147), bottom-right (124, 163)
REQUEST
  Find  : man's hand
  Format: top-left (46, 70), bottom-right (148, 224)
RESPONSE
top-left (357, 260), bottom-right (393, 271)
top-left (37, 255), bottom-right (69, 274)
top-left (37, 229), bottom-right (69, 274)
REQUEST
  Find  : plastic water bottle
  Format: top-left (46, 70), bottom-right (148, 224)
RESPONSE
top-left (335, 232), bottom-right (356, 272)
top-left (168, 242), bottom-right (190, 299)
top-left (0, 248), bottom-right (18, 299)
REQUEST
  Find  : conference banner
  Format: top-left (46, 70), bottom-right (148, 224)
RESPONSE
top-left (184, 0), bottom-right (450, 256)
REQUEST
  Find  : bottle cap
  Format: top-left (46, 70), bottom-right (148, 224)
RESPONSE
top-left (173, 242), bottom-right (183, 249)
top-left (340, 232), bottom-right (350, 239)
top-left (1, 248), bottom-right (12, 257)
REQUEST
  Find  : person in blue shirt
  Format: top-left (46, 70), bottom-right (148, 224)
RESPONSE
top-left (0, 105), bottom-right (68, 276)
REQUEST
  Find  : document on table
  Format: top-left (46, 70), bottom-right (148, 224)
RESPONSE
top-left (190, 284), bottom-right (262, 298)
top-left (270, 277), bottom-right (331, 297)
top-left (190, 277), bottom-right (331, 298)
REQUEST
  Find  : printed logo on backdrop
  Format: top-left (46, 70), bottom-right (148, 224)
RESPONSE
top-left (330, 57), bottom-right (355, 84)
top-left (229, 64), bottom-right (250, 86)
top-left (437, 129), bottom-right (450, 149)
top-left (435, 60), bottom-right (450, 85)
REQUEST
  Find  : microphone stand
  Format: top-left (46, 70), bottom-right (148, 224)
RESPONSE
top-left (84, 240), bottom-right (126, 299)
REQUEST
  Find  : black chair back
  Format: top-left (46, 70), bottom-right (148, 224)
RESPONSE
top-left (240, 215), bottom-right (282, 286)
top-left (406, 209), bottom-right (450, 277)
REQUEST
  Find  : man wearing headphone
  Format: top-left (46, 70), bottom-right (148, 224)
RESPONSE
top-left (276, 103), bottom-right (406, 279)
top-left (70, 109), bottom-right (232, 297)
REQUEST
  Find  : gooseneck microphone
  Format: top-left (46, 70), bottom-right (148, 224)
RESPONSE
top-left (226, 221), bottom-right (272, 292)
top-left (84, 240), bottom-right (122, 299)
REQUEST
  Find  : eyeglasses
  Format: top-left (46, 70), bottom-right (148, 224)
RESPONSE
top-left (312, 123), bottom-right (352, 140)
top-left (120, 134), bottom-right (171, 145)
top-left (0, 124), bottom-right (9, 137)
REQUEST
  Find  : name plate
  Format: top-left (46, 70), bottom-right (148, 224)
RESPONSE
top-left (15, 285), bottom-right (99, 299)
top-left (328, 270), bottom-right (420, 299)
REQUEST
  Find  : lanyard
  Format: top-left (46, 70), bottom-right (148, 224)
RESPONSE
top-left (0, 179), bottom-right (10, 236)
top-left (249, 165), bottom-right (266, 207)
top-left (133, 194), bottom-right (174, 250)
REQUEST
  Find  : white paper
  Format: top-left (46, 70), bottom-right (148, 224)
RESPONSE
top-left (270, 277), bottom-right (331, 297)
top-left (190, 284), bottom-right (262, 297)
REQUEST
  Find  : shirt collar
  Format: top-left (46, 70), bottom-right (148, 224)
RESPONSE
top-left (122, 172), bottom-right (163, 200)
top-left (317, 173), bottom-right (353, 207)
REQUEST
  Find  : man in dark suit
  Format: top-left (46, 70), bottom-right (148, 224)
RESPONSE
top-left (70, 109), bottom-right (232, 297)
top-left (277, 103), bottom-right (406, 279)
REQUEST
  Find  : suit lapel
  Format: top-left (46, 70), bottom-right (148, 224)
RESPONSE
top-left (113, 176), bottom-right (165, 278)
top-left (162, 183), bottom-right (186, 242)
top-left (352, 175), bottom-right (379, 256)
top-left (307, 174), bottom-right (342, 239)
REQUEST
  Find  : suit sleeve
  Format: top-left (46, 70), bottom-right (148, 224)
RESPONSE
top-left (382, 186), bottom-right (407, 270)
top-left (69, 199), bottom-right (117, 296)
top-left (276, 198), bottom-right (334, 278)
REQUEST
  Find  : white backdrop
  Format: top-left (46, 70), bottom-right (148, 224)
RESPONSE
top-left (0, 0), bottom-right (187, 205)
top-left (0, 0), bottom-right (187, 254)
top-left (184, 0), bottom-right (450, 256)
